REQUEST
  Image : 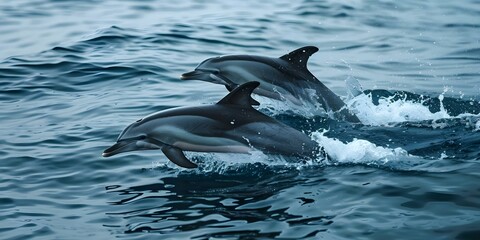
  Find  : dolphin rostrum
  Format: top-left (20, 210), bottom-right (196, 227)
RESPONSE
top-left (181, 46), bottom-right (360, 123)
top-left (103, 82), bottom-right (320, 168)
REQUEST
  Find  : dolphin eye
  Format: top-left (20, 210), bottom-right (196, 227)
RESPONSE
top-left (138, 135), bottom-right (146, 140)
top-left (136, 119), bottom-right (142, 123)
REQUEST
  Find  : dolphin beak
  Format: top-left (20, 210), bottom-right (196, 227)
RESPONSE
top-left (181, 70), bottom-right (229, 85)
top-left (180, 70), bottom-right (209, 80)
top-left (102, 139), bottom-right (161, 157)
top-left (102, 140), bottom-right (135, 157)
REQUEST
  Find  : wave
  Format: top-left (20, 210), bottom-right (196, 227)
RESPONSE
top-left (347, 89), bottom-right (480, 126)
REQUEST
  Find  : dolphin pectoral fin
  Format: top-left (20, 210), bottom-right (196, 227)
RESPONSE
top-left (161, 146), bottom-right (198, 168)
top-left (279, 46), bottom-right (319, 72)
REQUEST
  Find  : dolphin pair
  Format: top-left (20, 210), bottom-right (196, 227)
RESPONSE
top-left (181, 46), bottom-right (360, 123)
top-left (103, 82), bottom-right (320, 168)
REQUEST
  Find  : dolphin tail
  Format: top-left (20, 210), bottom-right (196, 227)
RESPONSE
top-left (161, 146), bottom-right (198, 168)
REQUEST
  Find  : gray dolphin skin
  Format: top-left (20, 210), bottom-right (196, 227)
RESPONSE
top-left (181, 46), bottom-right (360, 123)
top-left (103, 82), bottom-right (320, 168)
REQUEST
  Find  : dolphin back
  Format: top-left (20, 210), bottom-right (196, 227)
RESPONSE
top-left (279, 46), bottom-right (360, 122)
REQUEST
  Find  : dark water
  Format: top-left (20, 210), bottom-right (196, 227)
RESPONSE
top-left (1, 0), bottom-right (480, 239)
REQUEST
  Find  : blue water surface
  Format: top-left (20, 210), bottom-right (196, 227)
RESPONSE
top-left (1, 0), bottom-right (479, 239)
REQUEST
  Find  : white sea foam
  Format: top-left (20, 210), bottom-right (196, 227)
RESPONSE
top-left (187, 130), bottom-right (420, 171)
top-left (256, 77), bottom-right (458, 126)
top-left (311, 130), bottom-right (420, 167)
top-left (346, 91), bottom-right (451, 126)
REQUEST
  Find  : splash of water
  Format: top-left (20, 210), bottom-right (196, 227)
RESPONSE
top-left (346, 91), bottom-right (451, 126)
top-left (255, 94), bottom-right (326, 118)
top-left (311, 130), bottom-right (414, 165)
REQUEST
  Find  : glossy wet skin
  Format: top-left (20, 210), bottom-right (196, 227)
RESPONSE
top-left (181, 47), bottom-right (360, 122)
top-left (181, 55), bottom-right (306, 104)
top-left (103, 81), bottom-right (321, 169)
top-left (103, 104), bottom-right (319, 159)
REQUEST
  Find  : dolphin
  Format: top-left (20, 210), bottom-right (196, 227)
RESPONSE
top-left (181, 46), bottom-right (360, 123)
top-left (102, 82), bottom-right (320, 168)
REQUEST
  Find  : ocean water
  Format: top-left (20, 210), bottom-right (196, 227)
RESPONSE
top-left (1, 0), bottom-right (480, 239)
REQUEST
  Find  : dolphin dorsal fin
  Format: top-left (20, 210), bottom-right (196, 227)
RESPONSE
top-left (279, 46), bottom-right (319, 71)
top-left (225, 84), bottom-right (260, 106)
top-left (217, 81), bottom-right (260, 107)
